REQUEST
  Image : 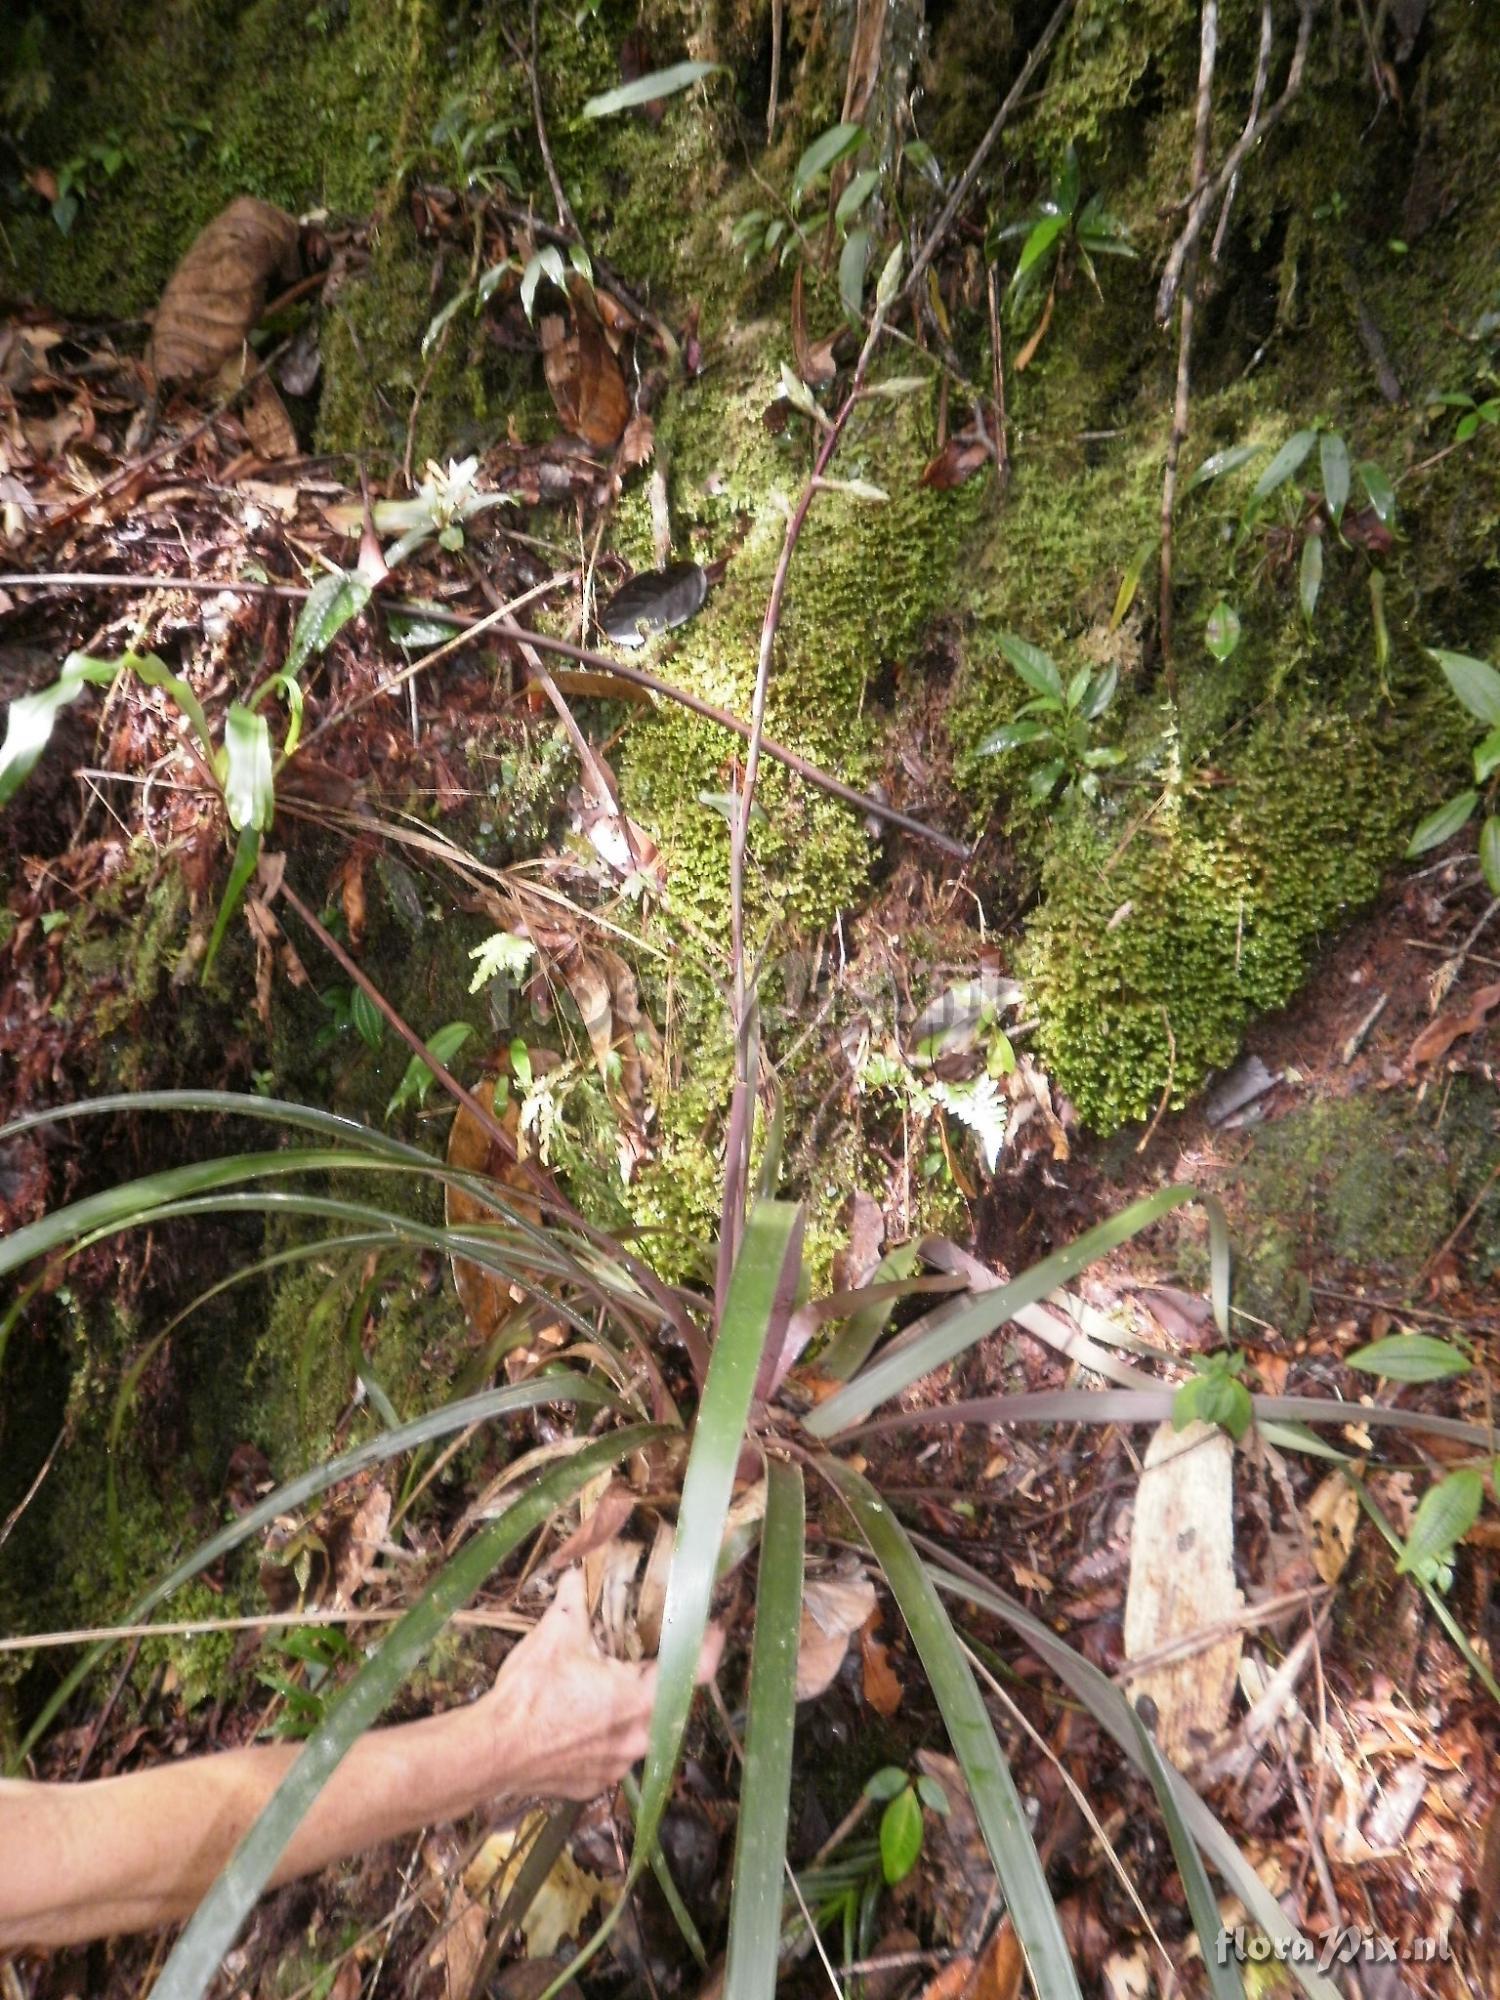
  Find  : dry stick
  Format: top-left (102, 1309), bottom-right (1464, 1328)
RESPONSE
top-left (766, 0), bottom-right (784, 137)
top-left (0, 574), bottom-right (960, 857)
top-left (1156, 0), bottom-right (1315, 324)
top-left (0, 1605), bottom-right (532, 1653)
top-left (1158, 0), bottom-right (1218, 688)
top-left (901, 0), bottom-right (1081, 304)
top-left (1209, 0), bottom-right (1273, 265)
top-left (270, 871), bottom-right (709, 1385)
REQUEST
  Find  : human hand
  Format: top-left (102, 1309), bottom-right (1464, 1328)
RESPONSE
top-left (475, 1568), bottom-right (724, 1802)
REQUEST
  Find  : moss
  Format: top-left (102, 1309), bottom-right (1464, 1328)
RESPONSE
top-left (1205, 1088), bottom-right (1496, 1331)
top-left (1019, 710), bottom-right (1417, 1131)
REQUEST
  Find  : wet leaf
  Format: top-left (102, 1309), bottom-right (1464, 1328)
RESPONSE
top-left (839, 225), bottom-right (871, 321)
top-left (995, 630), bottom-right (1063, 700)
top-left (598, 562), bottom-right (708, 648)
top-left (222, 703), bottom-right (274, 832)
top-left (1204, 601), bottom-right (1241, 661)
top-left (1299, 532), bottom-right (1323, 620)
top-left (1358, 458), bottom-right (1397, 524)
top-left (387, 1021), bottom-right (473, 1120)
top-left (1251, 428), bottom-right (1316, 501)
top-left (1482, 813), bottom-right (1500, 893)
top-left (1184, 442), bottom-right (1262, 492)
top-left (287, 570), bottom-right (371, 678)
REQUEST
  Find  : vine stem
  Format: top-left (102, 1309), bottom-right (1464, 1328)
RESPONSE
top-left (718, 302), bottom-right (893, 1309)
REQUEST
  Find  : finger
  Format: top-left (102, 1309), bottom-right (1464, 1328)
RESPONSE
top-left (545, 1566), bottom-right (589, 1628)
top-left (695, 1621), bottom-right (726, 1684)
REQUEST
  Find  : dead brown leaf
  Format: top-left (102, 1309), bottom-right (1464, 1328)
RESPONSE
top-left (1404, 978), bottom-right (1500, 1070)
top-left (969, 1917), bottom-right (1024, 2000)
top-left (148, 197), bottom-right (302, 385)
top-left (238, 367), bottom-right (299, 461)
top-left (919, 433), bottom-right (993, 490)
top-left (797, 1566), bottom-right (877, 1699)
top-left (859, 1611), bottom-right (903, 1716)
top-left (1305, 1468), bottom-right (1361, 1585)
top-left (620, 412), bottom-right (655, 468)
top-left (445, 1061), bottom-right (542, 1342)
top-left (539, 309), bottom-right (628, 449)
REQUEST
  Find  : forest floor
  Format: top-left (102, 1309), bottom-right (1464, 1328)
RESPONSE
top-left (2, 181), bottom-right (1498, 2000)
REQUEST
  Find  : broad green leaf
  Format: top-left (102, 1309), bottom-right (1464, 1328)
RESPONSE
top-left (805, 1184), bottom-right (1223, 1437)
top-left (1405, 790), bottom-right (1477, 857)
top-left (1395, 1468), bottom-right (1484, 1577)
top-left (1028, 758), bottom-right (1065, 801)
top-left (202, 823), bottom-right (261, 978)
top-left (1431, 648), bottom-right (1500, 727)
top-left (1252, 428), bottom-right (1316, 501)
top-left (9, 1374), bottom-right (619, 1771)
top-left (350, 986), bottom-right (384, 1049)
top-left (1482, 814), bottom-right (1500, 894)
top-left (1348, 1333), bottom-right (1471, 1383)
top-left (1014, 214), bottom-right (1067, 294)
top-left (287, 571), bottom-right (372, 678)
top-left (0, 651), bottom-right (116, 808)
top-left (1126, 1710), bottom-right (1246, 2000)
top-left (835, 168), bottom-right (881, 227)
top-left (222, 702), bottom-right (274, 832)
top-left (1083, 663), bottom-right (1119, 720)
top-left (1110, 538), bottom-right (1155, 631)
top-left (1358, 459), bottom-right (1396, 524)
top-left (1299, 533), bottom-right (1323, 621)
top-left (582, 60), bottom-right (726, 119)
top-left (824, 1461), bottom-right (1084, 1998)
top-left (1184, 442), bottom-right (1262, 492)
top-left (925, 1564), bottom-right (1340, 2000)
top-left (977, 719), bottom-right (1049, 756)
top-left (995, 630), bottom-right (1063, 701)
top-left (1204, 601), bottom-right (1241, 662)
top-left (634, 1202), bottom-right (804, 1863)
top-left (777, 362), bottom-right (824, 424)
top-left (880, 1787), bottom-right (924, 1884)
top-left (723, 1458), bottom-right (804, 2000)
top-left (792, 122), bottom-right (863, 207)
top-left (1473, 726), bottom-right (1500, 784)
top-left (386, 1020), bottom-right (473, 1119)
top-left (1319, 432), bottom-right (1350, 524)
top-left (839, 225), bottom-right (871, 321)
top-left (864, 1765), bottom-right (909, 1801)
top-left (1350, 1478), bottom-right (1500, 1705)
top-left (152, 1427), bottom-right (658, 2000)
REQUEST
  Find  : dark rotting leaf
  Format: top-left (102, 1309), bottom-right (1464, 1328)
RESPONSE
top-left (598, 562), bottom-right (708, 649)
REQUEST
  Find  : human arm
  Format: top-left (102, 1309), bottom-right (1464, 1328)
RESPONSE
top-left (0, 1570), bottom-right (721, 1952)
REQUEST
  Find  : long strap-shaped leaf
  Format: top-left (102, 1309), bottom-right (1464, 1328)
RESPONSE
top-left (542, 1200), bottom-right (805, 2000)
top-left (805, 1185), bottom-right (1227, 1437)
top-left (1125, 1710), bottom-right (1245, 2000)
top-left (151, 1424), bottom-right (661, 2000)
top-left (922, 1555), bottom-right (1340, 2000)
top-left (725, 1457), bottom-right (805, 2000)
top-left (821, 1458), bottom-right (1084, 2000)
top-left (8, 1375), bottom-right (617, 1770)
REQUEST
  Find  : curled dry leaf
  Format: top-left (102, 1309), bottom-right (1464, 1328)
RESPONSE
top-left (1404, 978), bottom-right (1500, 1071)
top-left (859, 1610), bottom-right (903, 1716)
top-left (236, 367), bottom-right (299, 461)
top-left (797, 1564), bottom-right (877, 1699)
top-left (148, 196), bottom-right (302, 385)
top-left (1304, 1467), bottom-right (1361, 1585)
top-left (539, 309), bottom-right (628, 449)
top-left (919, 432), bottom-right (993, 490)
top-left (465, 1812), bottom-right (613, 1960)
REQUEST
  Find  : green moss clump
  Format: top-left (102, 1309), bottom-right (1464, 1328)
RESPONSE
top-left (1021, 711), bottom-right (1413, 1131)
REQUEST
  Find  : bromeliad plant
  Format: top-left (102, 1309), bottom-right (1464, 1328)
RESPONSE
top-left (14, 1069), bottom-right (1495, 2000)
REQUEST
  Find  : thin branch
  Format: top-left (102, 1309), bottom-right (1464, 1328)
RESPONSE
top-left (1158, 0), bottom-right (1218, 682)
top-left (1156, 0), bottom-right (1315, 325)
top-left (902, 0), bottom-right (1081, 304)
top-left (1209, 0), bottom-right (1273, 263)
top-left (0, 572), bottom-right (968, 856)
top-left (527, 0), bottom-right (578, 236)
